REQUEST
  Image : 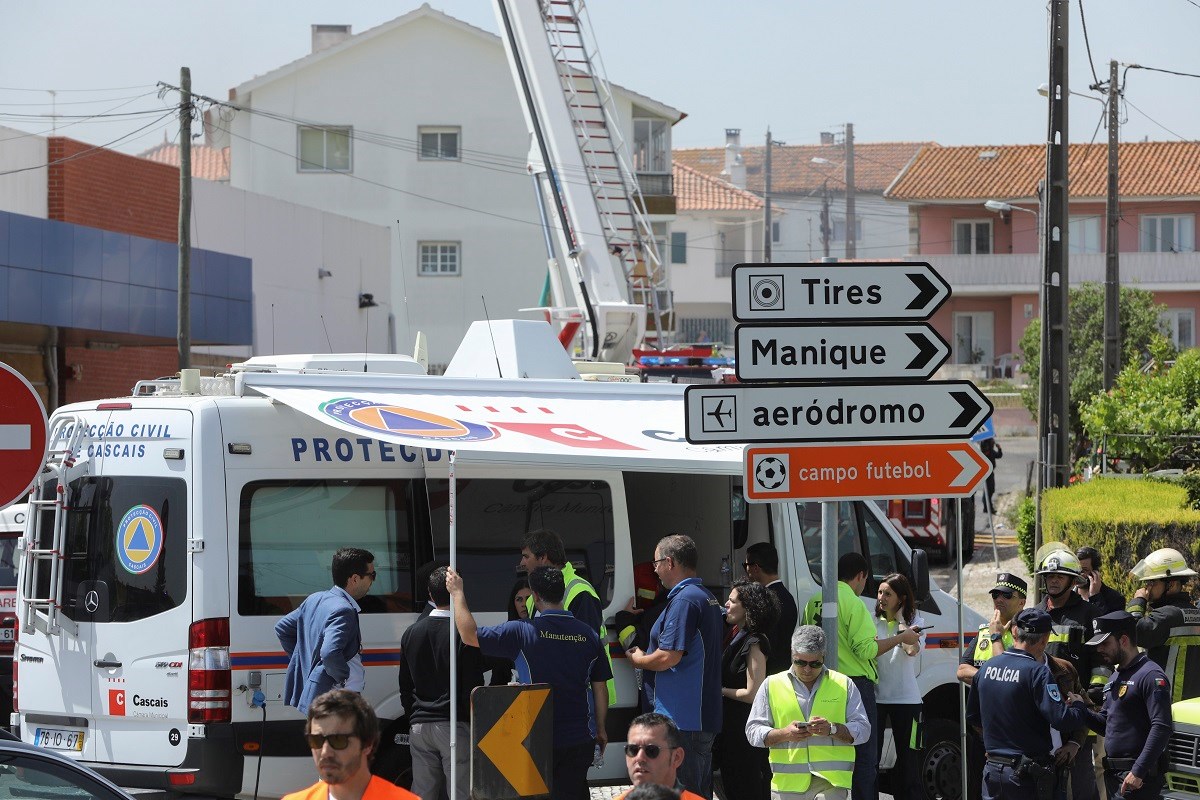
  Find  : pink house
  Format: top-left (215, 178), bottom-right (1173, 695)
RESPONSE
top-left (886, 142), bottom-right (1200, 371)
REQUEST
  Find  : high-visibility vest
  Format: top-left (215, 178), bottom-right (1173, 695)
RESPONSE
top-left (765, 670), bottom-right (856, 793)
top-left (969, 625), bottom-right (1012, 666)
top-left (1163, 608), bottom-right (1200, 702)
top-left (527, 562), bottom-right (617, 704)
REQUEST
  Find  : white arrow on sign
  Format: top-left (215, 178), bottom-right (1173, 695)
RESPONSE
top-left (732, 262), bottom-right (951, 322)
top-left (683, 381), bottom-right (993, 444)
top-left (734, 323), bottom-right (951, 382)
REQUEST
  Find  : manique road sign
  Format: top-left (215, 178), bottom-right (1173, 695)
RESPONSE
top-left (683, 381), bottom-right (993, 444)
top-left (732, 262), bottom-right (951, 322)
top-left (734, 323), bottom-right (950, 383)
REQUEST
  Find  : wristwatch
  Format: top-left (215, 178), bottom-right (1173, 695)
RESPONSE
top-left (989, 633), bottom-right (1004, 643)
top-left (830, 723), bottom-right (840, 738)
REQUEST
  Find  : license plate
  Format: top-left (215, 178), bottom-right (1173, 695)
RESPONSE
top-left (0, 628), bottom-right (13, 641)
top-left (34, 727), bottom-right (85, 751)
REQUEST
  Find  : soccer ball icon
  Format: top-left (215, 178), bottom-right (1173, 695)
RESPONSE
top-left (755, 456), bottom-right (788, 490)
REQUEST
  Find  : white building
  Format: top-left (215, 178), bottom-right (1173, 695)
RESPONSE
top-left (222, 5), bottom-right (683, 367)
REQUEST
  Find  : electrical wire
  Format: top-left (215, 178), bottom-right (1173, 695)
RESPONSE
top-left (1122, 97), bottom-right (1190, 141)
top-left (1077, 0), bottom-right (1100, 87)
top-left (0, 109), bottom-right (177, 176)
top-left (1128, 64), bottom-right (1200, 80)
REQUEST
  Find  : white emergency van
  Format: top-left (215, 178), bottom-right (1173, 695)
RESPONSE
top-left (15, 321), bottom-right (983, 800)
top-left (0, 503), bottom-right (23, 722)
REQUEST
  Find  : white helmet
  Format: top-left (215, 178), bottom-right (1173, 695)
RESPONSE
top-left (1130, 547), bottom-right (1198, 582)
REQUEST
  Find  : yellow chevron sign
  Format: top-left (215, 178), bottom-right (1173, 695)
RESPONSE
top-left (472, 684), bottom-right (553, 799)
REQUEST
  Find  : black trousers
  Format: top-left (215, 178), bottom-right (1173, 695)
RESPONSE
top-left (877, 704), bottom-right (922, 800)
top-left (552, 741), bottom-right (594, 800)
top-left (1103, 770), bottom-right (1163, 800)
top-left (983, 762), bottom-right (1034, 800)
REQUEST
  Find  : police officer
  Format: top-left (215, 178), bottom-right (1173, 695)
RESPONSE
top-left (1078, 611), bottom-right (1173, 800)
top-left (957, 573), bottom-right (1028, 800)
top-left (1127, 547), bottom-right (1200, 701)
top-left (966, 608), bottom-right (1091, 800)
top-left (1034, 544), bottom-right (1102, 800)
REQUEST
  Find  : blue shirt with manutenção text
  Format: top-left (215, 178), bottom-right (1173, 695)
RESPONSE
top-left (645, 577), bottom-right (724, 733)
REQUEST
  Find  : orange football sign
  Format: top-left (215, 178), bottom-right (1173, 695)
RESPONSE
top-left (745, 440), bottom-right (991, 503)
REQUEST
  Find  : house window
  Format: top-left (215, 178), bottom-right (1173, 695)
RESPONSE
top-left (1141, 214), bottom-right (1195, 253)
top-left (633, 119), bottom-right (669, 174)
top-left (1160, 309), bottom-right (1195, 350)
top-left (772, 221), bottom-right (781, 243)
top-left (953, 220), bottom-right (992, 254)
top-left (418, 242), bottom-right (460, 276)
top-left (298, 126), bottom-right (352, 172)
top-left (419, 126), bottom-right (461, 160)
top-left (953, 311), bottom-right (994, 365)
top-left (832, 215), bottom-right (863, 243)
top-left (670, 231), bottom-right (687, 264)
top-left (1068, 216), bottom-right (1102, 254)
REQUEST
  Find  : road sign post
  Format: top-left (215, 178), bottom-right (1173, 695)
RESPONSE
top-left (0, 362), bottom-right (49, 511)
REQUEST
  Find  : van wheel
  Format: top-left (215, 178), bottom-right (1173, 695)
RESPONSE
top-left (920, 718), bottom-right (961, 800)
top-left (373, 718), bottom-right (413, 789)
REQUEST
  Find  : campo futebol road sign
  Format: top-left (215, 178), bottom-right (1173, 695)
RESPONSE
top-left (732, 262), bottom-right (951, 322)
top-left (734, 323), bottom-right (951, 383)
top-left (683, 381), bottom-right (993, 444)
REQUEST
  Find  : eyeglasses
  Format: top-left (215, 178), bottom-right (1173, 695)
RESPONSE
top-left (306, 733), bottom-right (355, 750)
top-left (989, 590), bottom-right (1014, 600)
top-left (624, 743), bottom-right (668, 759)
top-left (651, 557), bottom-right (670, 567)
top-left (361, 571), bottom-right (377, 580)
top-left (742, 562), bottom-right (756, 570)
top-left (792, 659), bottom-right (824, 669)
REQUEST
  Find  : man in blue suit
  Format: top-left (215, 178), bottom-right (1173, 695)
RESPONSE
top-left (276, 547), bottom-right (377, 714)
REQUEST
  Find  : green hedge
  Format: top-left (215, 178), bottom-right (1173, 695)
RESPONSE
top-left (1035, 477), bottom-right (1200, 600)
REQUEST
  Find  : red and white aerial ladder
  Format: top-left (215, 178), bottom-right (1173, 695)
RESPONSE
top-left (494, 0), bottom-right (674, 363)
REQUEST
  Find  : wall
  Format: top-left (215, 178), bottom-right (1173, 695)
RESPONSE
top-left (775, 193), bottom-right (910, 261)
top-left (0, 125), bottom-right (48, 218)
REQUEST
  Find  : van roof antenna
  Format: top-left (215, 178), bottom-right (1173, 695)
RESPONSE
top-left (320, 315), bottom-right (333, 353)
top-left (481, 295), bottom-right (502, 378)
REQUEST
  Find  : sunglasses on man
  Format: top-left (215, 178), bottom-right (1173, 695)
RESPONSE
top-left (306, 733), bottom-right (356, 750)
top-left (989, 589), bottom-right (1014, 600)
top-left (792, 658), bottom-right (824, 669)
top-left (624, 743), bottom-right (669, 759)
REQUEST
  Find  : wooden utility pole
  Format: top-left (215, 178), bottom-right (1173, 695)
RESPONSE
top-left (763, 129), bottom-right (773, 262)
top-left (177, 67), bottom-right (192, 370)
top-left (844, 123), bottom-right (856, 258)
top-left (820, 181), bottom-right (831, 259)
top-left (1103, 58), bottom-right (1121, 390)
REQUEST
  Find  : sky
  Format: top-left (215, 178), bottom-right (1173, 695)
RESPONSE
top-left (0, 1), bottom-right (1197, 156)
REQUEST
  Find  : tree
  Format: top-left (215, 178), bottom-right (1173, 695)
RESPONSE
top-left (1018, 283), bottom-right (1174, 462)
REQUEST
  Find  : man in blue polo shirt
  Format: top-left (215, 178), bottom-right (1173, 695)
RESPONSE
top-left (448, 565), bottom-right (610, 800)
top-left (627, 534), bottom-right (724, 800)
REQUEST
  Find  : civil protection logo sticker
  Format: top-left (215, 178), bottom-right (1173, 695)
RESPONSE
top-left (116, 505), bottom-right (164, 575)
top-left (319, 398), bottom-right (498, 442)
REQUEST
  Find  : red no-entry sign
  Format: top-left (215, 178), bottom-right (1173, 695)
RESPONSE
top-left (0, 362), bottom-right (48, 510)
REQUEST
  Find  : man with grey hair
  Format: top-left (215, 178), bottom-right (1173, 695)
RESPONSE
top-left (745, 625), bottom-right (870, 800)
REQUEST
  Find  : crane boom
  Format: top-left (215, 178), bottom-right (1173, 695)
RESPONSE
top-left (494, 0), bottom-right (672, 363)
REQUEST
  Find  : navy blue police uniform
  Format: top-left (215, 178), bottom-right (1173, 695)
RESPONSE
top-left (1081, 611), bottom-right (1173, 800)
top-left (966, 608), bottom-right (1091, 800)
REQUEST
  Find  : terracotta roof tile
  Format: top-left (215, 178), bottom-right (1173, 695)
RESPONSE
top-left (886, 141), bottom-right (1200, 202)
top-left (673, 162), bottom-right (763, 211)
top-left (674, 141), bottom-right (933, 195)
top-left (138, 142), bottom-right (230, 181)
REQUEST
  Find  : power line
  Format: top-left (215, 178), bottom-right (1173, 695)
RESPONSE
top-left (0, 110), bottom-right (177, 177)
top-left (1077, 0), bottom-right (1100, 87)
top-left (1130, 64), bottom-right (1200, 80)
top-left (0, 84), bottom-right (157, 93)
top-left (1122, 97), bottom-right (1190, 141)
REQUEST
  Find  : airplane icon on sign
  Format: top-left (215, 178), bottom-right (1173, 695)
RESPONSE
top-left (700, 395), bottom-right (736, 433)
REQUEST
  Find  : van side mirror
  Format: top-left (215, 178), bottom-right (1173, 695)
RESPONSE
top-left (909, 548), bottom-right (930, 601)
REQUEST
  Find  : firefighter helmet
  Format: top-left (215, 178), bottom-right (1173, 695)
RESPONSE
top-left (1034, 541), bottom-right (1083, 578)
top-left (1130, 547), bottom-right (1198, 582)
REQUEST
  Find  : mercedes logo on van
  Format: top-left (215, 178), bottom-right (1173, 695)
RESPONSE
top-left (85, 591), bottom-right (100, 613)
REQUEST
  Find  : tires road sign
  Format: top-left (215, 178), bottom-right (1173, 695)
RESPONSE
top-left (732, 262), bottom-right (951, 322)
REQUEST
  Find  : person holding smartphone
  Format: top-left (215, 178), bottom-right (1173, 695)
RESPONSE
top-left (874, 574), bottom-right (926, 800)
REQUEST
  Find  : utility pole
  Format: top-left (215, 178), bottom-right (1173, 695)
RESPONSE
top-left (844, 122), bottom-right (856, 258)
top-left (820, 180), bottom-right (831, 259)
top-left (178, 67), bottom-right (192, 370)
top-left (1103, 58), bottom-right (1121, 390)
top-left (764, 128), bottom-right (773, 262)
top-left (1037, 0), bottom-right (1071, 555)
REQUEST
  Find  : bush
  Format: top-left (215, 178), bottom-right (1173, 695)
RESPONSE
top-left (1016, 495), bottom-right (1037, 574)
top-left (1040, 477), bottom-right (1200, 600)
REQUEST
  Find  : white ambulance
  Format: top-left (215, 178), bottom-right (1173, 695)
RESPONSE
top-left (14, 321), bottom-right (983, 800)
top-left (0, 502), bottom-right (23, 722)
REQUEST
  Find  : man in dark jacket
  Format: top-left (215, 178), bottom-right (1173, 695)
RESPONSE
top-left (1127, 547), bottom-right (1200, 701)
top-left (398, 566), bottom-right (485, 800)
top-left (1074, 547), bottom-right (1125, 617)
top-left (744, 542), bottom-right (798, 675)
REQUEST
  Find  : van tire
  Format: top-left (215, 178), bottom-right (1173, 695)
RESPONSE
top-left (919, 717), bottom-right (961, 800)
top-left (373, 718), bottom-right (413, 790)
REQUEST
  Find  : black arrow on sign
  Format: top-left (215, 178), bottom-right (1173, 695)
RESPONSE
top-left (949, 390), bottom-right (986, 430)
top-left (905, 332), bottom-right (940, 371)
top-left (905, 272), bottom-right (939, 311)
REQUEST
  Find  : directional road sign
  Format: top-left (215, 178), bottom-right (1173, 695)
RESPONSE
top-left (471, 684), bottom-right (553, 799)
top-left (745, 440), bottom-right (992, 503)
top-left (0, 362), bottom-right (48, 511)
top-left (735, 323), bottom-right (950, 383)
top-left (732, 262), bottom-right (951, 322)
top-left (683, 381), bottom-right (993, 444)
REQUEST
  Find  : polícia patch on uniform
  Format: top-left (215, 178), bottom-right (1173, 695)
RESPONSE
top-left (1047, 684), bottom-right (1062, 702)
top-left (319, 398), bottom-right (498, 442)
top-left (116, 505), bottom-right (164, 575)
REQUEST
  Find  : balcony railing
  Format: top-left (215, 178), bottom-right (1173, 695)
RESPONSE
top-left (906, 252), bottom-right (1200, 293)
top-left (636, 172), bottom-right (673, 197)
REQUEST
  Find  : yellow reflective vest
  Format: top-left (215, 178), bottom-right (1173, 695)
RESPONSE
top-left (765, 669), bottom-right (856, 793)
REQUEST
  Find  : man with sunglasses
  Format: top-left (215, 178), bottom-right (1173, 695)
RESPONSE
top-left (277, 547), bottom-right (377, 715)
top-left (617, 713), bottom-right (704, 800)
top-left (283, 689), bottom-right (418, 800)
top-left (745, 625), bottom-right (870, 800)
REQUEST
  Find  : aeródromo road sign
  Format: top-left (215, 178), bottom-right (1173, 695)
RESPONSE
top-left (732, 262), bottom-right (951, 322)
top-left (683, 381), bottom-right (993, 445)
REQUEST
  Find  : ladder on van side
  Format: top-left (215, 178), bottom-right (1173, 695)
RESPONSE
top-left (19, 415), bottom-right (88, 637)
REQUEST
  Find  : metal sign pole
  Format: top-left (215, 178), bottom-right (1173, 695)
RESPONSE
top-left (449, 450), bottom-right (459, 800)
top-left (820, 502), bottom-right (839, 669)
top-left (957, 501), bottom-right (968, 800)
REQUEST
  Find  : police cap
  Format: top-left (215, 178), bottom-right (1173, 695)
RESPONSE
top-left (1013, 607), bottom-right (1053, 634)
top-left (1085, 610), bottom-right (1137, 646)
top-left (990, 573), bottom-right (1029, 597)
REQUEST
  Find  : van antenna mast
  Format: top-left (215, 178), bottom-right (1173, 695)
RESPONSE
top-left (481, 295), bottom-right (503, 378)
top-left (270, 303), bottom-right (275, 355)
top-left (320, 315), bottom-right (333, 353)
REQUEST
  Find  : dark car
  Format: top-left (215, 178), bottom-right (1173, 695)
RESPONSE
top-left (0, 728), bottom-right (136, 799)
